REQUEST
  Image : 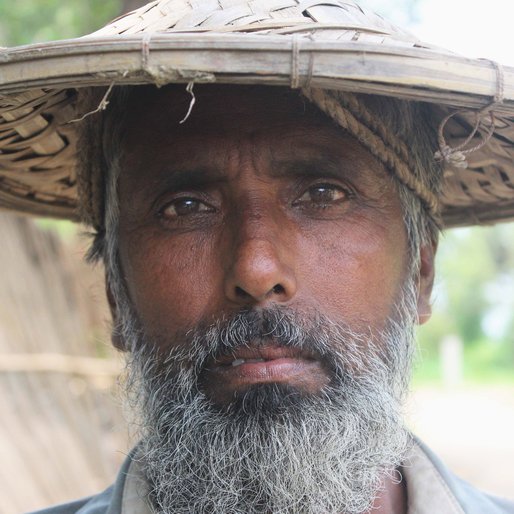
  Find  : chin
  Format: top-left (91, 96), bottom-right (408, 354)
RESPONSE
top-left (212, 382), bottom-right (320, 418)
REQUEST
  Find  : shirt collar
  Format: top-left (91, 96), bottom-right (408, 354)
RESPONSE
top-left (118, 440), bottom-right (463, 514)
top-left (402, 440), bottom-right (465, 514)
top-left (119, 457), bottom-right (152, 514)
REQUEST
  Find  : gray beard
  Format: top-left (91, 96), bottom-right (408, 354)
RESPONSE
top-left (120, 282), bottom-right (417, 514)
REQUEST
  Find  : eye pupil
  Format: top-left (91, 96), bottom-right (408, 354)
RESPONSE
top-left (162, 198), bottom-right (204, 218)
top-left (293, 183), bottom-right (348, 210)
top-left (175, 199), bottom-right (198, 215)
top-left (310, 186), bottom-right (335, 203)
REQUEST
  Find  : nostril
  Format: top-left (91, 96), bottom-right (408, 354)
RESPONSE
top-left (235, 286), bottom-right (250, 298)
top-left (272, 284), bottom-right (285, 295)
top-left (234, 284), bottom-right (285, 300)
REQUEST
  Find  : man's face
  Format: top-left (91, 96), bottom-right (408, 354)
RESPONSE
top-left (115, 85), bottom-right (419, 407)
top-left (110, 85), bottom-right (435, 513)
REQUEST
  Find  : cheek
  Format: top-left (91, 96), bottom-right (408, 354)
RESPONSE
top-left (120, 230), bottom-right (223, 338)
top-left (297, 219), bottom-right (408, 329)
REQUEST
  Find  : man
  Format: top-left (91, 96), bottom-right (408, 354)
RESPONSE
top-left (1, 1), bottom-right (513, 513)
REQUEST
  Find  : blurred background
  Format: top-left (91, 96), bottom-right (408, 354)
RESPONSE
top-left (0, 0), bottom-right (513, 512)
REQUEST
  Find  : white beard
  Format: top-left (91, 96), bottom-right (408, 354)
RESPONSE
top-left (120, 283), bottom-right (417, 514)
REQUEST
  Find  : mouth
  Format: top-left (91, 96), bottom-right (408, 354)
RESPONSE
top-left (213, 345), bottom-right (315, 367)
top-left (201, 344), bottom-right (329, 401)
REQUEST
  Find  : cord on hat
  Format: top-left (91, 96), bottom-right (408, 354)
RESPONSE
top-left (291, 35), bottom-right (301, 89)
top-left (303, 88), bottom-right (440, 217)
top-left (434, 60), bottom-right (504, 169)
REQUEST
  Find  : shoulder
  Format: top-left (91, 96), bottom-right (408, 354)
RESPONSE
top-left (443, 467), bottom-right (514, 514)
top-left (415, 438), bottom-right (514, 514)
top-left (27, 486), bottom-right (115, 514)
top-left (27, 497), bottom-right (92, 514)
top-left (26, 449), bottom-right (140, 514)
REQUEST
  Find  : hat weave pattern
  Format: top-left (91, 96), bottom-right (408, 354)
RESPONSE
top-left (1, 0), bottom-right (513, 226)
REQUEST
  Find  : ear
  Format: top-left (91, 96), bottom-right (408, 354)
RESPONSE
top-left (416, 240), bottom-right (437, 325)
top-left (106, 280), bottom-right (128, 352)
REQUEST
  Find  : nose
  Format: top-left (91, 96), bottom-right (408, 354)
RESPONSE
top-left (224, 236), bottom-right (297, 306)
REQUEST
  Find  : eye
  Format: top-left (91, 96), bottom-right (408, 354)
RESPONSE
top-left (294, 183), bottom-right (350, 208)
top-left (160, 197), bottom-right (214, 219)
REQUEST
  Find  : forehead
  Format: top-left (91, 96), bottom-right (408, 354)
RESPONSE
top-left (122, 84), bottom-right (333, 135)
top-left (118, 85), bottom-right (390, 184)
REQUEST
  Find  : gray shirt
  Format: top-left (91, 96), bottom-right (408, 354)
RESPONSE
top-left (30, 438), bottom-right (514, 514)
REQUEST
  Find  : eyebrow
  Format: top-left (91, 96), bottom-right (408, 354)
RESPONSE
top-left (140, 167), bottom-right (227, 196)
top-left (269, 156), bottom-right (362, 182)
top-left (137, 154), bottom-right (372, 201)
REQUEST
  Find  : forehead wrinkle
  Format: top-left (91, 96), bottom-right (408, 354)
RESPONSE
top-left (267, 131), bottom-right (390, 185)
top-left (121, 91), bottom-right (391, 197)
top-left (146, 167), bottom-right (227, 195)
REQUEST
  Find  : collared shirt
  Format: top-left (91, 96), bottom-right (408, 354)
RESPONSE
top-left (31, 438), bottom-right (514, 514)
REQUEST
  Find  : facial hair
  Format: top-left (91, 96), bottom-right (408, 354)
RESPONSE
top-left (120, 282), bottom-right (417, 514)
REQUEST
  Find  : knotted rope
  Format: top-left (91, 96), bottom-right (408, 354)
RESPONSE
top-left (304, 88), bottom-right (440, 217)
top-left (434, 60), bottom-right (504, 169)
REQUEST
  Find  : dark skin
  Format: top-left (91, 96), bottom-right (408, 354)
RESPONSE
top-left (111, 85), bottom-right (436, 514)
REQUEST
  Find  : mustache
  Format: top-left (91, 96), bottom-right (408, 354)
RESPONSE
top-left (200, 308), bottom-right (327, 356)
top-left (143, 307), bottom-right (371, 384)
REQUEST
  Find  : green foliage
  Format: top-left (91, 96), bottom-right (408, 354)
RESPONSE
top-left (437, 228), bottom-right (496, 342)
top-left (417, 223), bottom-right (514, 384)
top-left (464, 338), bottom-right (514, 379)
top-left (413, 337), bottom-right (514, 386)
top-left (36, 219), bottom-right (77, 239)
top-left (0, 0), bottom-right (121, 46)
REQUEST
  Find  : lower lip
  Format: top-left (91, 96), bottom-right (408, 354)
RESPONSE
top-left (211, 357), bottom-right (322, 386)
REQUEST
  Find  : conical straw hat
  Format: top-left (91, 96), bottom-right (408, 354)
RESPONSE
top-left (1, 0), bottom-right (513, 227)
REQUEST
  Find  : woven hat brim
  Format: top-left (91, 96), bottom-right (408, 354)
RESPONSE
top-left (1, 33), bottom-right (514, 226)
top-left (3, 35), bottom-right (513, 103)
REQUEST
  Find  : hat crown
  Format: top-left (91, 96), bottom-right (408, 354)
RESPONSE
top-left (91, 0), bottom-right (421, 47)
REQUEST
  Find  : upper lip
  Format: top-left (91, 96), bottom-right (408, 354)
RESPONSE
top-left (212, 344), bottom-right (315, 366)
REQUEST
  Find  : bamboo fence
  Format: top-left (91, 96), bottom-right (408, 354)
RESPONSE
top-left (0, 213), bottom-right (130, 514)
